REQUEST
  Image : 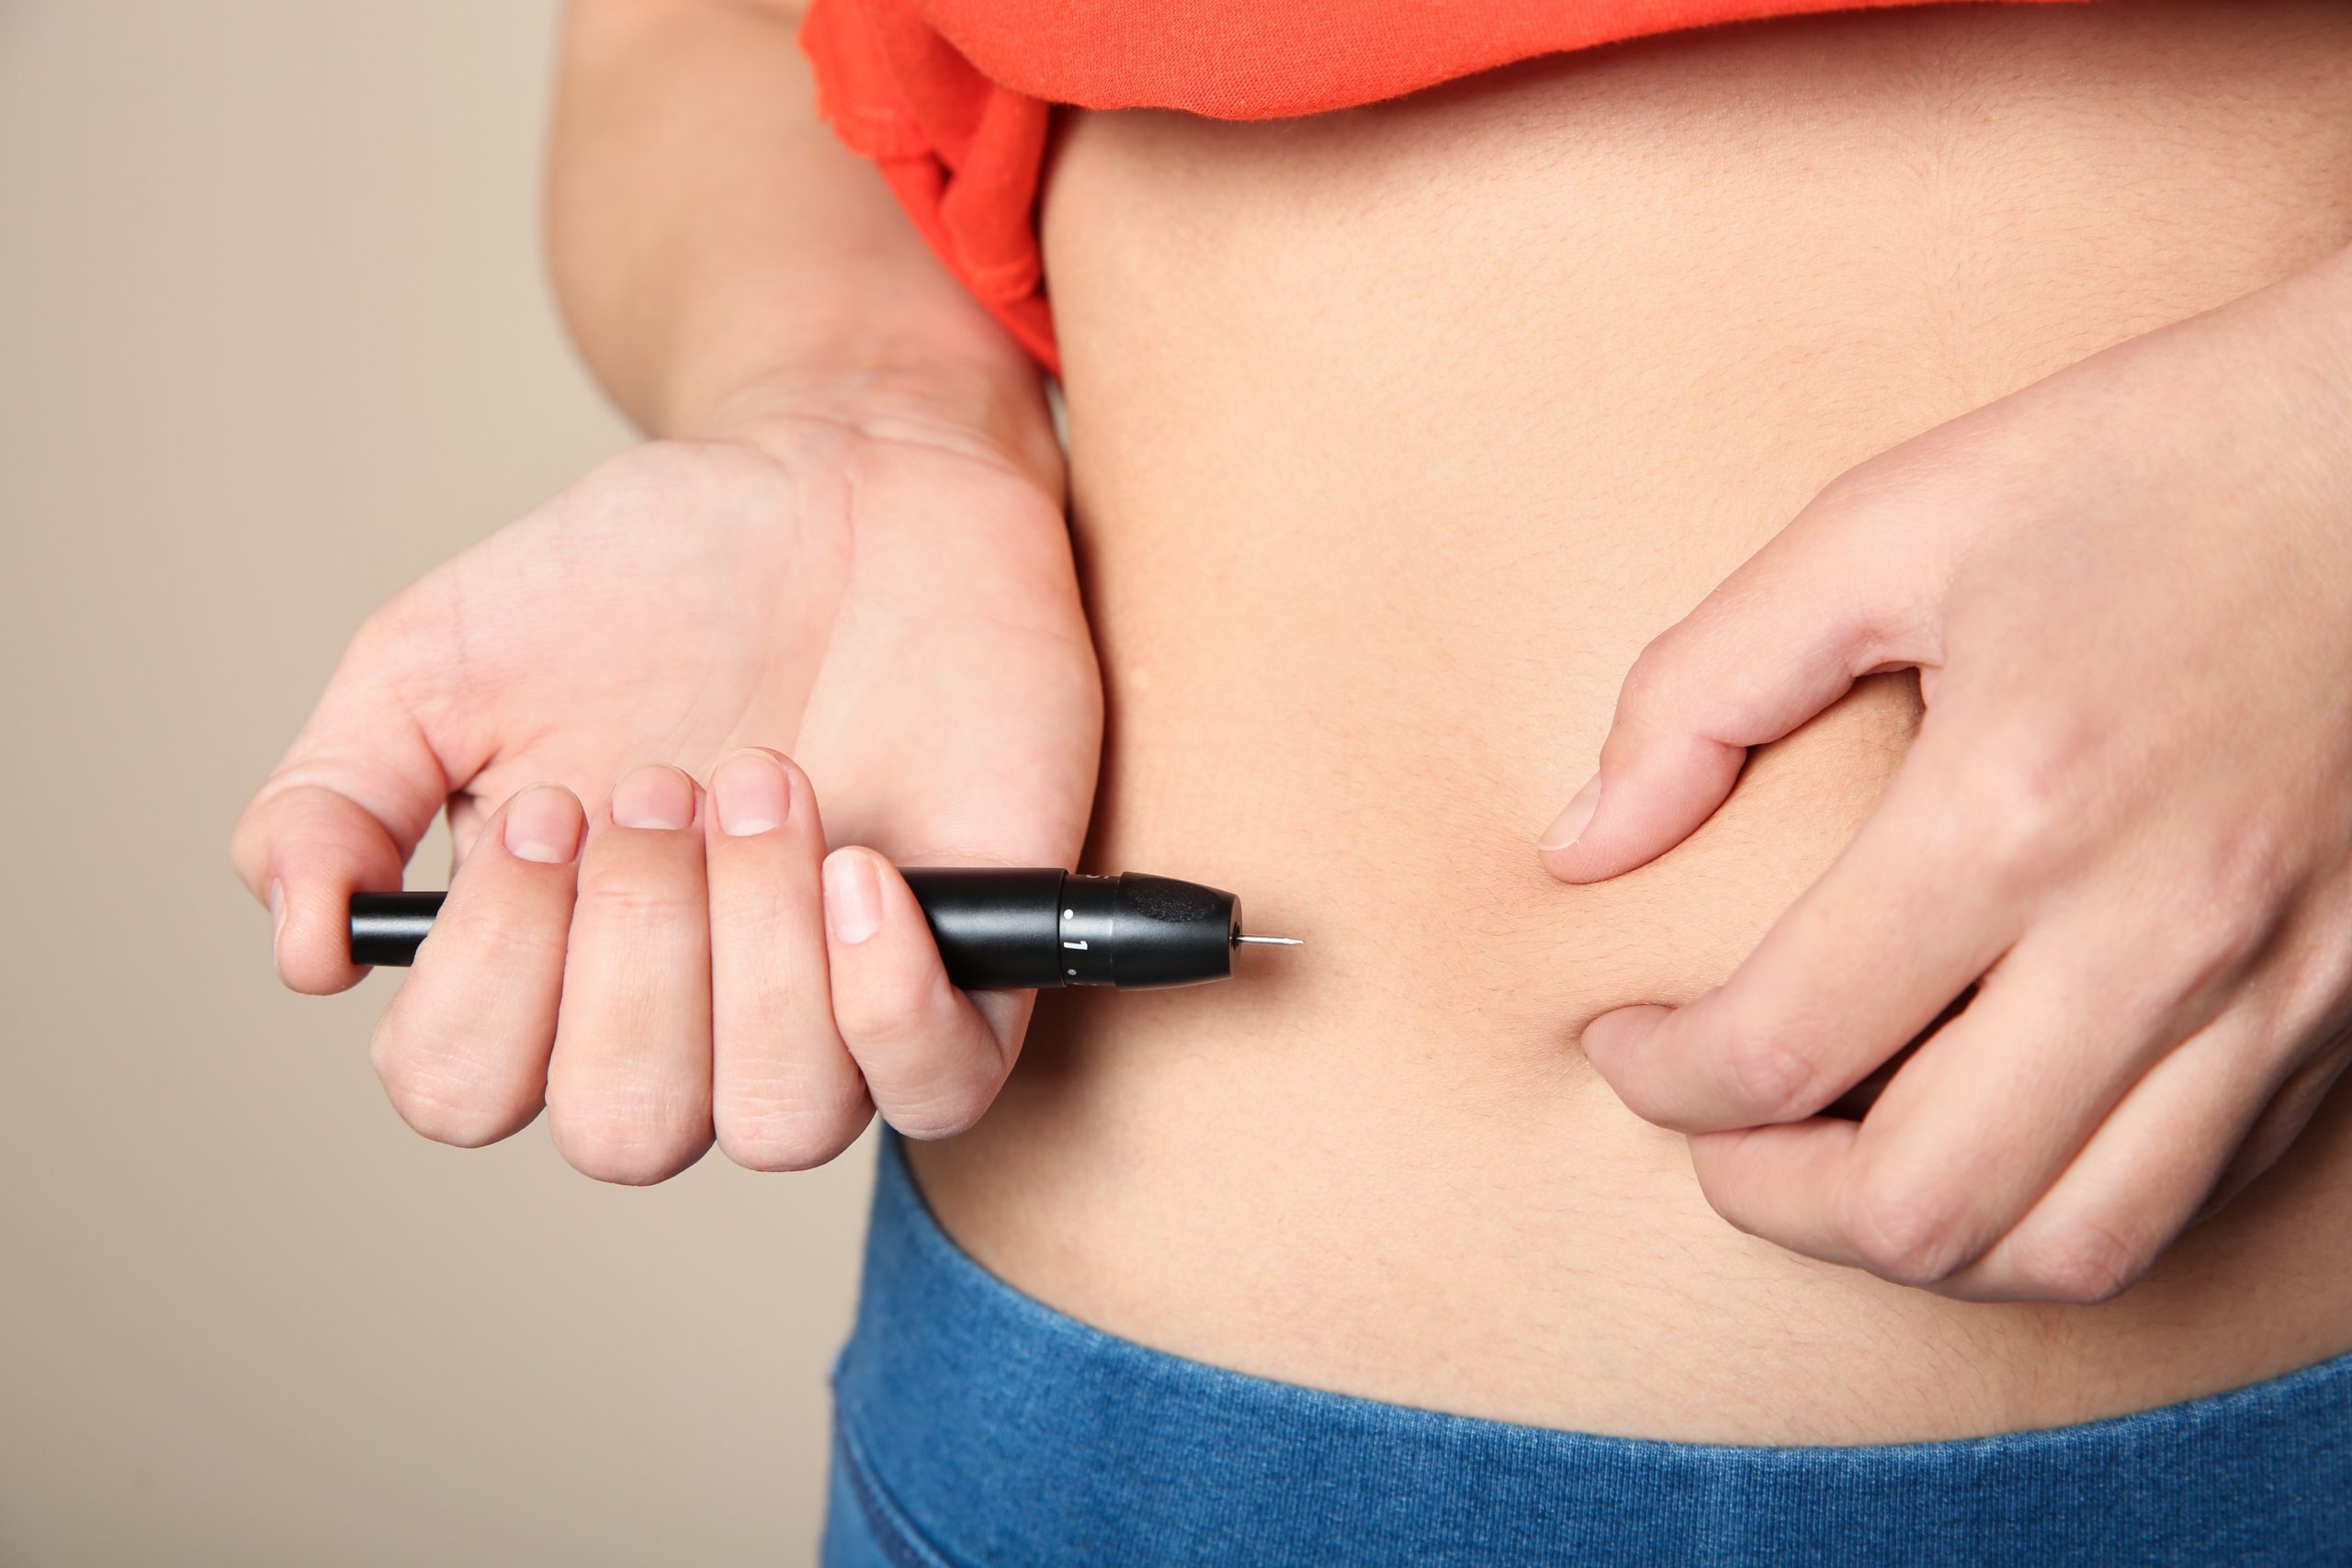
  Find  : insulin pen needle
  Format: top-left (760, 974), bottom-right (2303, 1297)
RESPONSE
top-left (1235, 934), bottom-right (1304, 946)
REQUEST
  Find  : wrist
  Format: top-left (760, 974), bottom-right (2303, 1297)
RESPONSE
top-left (686, 353), bottom-right (1064, 500)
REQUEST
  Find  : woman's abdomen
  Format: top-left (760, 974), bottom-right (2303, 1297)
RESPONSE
top-left (910, 0), bottom-right (2352, 1442)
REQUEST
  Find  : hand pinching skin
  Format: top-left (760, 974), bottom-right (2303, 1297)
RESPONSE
top-left (1543, 247), bottom-right (2352, 1303)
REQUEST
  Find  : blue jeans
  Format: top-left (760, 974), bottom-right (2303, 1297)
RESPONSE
top-left (824, 1134), bottom-right (2351, 1565)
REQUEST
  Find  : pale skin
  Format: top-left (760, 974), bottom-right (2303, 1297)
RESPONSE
top-left (230, 0), bottom-right (1100, 1181)
top-left (234, 0), bottom-right (2352, 1300)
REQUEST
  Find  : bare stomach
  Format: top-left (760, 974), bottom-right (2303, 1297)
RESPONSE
top-left (910, 0), bottom-right (2352, 1443)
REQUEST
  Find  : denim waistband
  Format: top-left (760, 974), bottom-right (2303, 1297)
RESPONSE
top-left (829, 1134), bottom-right (2352, 1566)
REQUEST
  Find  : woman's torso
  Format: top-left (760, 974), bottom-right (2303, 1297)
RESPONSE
top-left (910, 0), bottom-right (2352, 1443)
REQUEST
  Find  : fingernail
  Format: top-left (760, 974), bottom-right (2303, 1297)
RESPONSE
top-left (504, 784), bottom-right (584, 864)
top-left (713, 751), bottom-right (790, 837)
top-left (611, 764), bottom-right (695, 830)
top-left (1539, 774), bottom-right (1602, 851)
top-left (823, 851), bottom-right (883, 944)
top-left (268, 878), bottom-right (287, 964)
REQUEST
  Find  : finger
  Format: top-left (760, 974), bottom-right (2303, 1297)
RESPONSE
top-left (822, 847), bottom-right (1012, 1140)
top-left (705, 750), bottom-right (873, 1171)
top-left (1945, 1010), bottom-right (2290, 1303)
top-left (370, 784), bottom-right (584, 1147)
top-left (2195, 1034), bottom-right (2350, 1224)
top-left (230, 628), bottom-right (471, 991)
top-left (232, 784), bottom-right (413, 994)
top-left (1540, 483), bottom-right (1939, 884)
top-left (546, 764), bottom-right (716, 1185)
top-left (1682, 916), bottom-right (2187, 1285)
top-left (1580, 726), bottom-right (2014, 1134)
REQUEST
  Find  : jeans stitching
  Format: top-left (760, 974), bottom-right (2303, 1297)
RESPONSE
top-left (836, 1401), bottom-right (958, 1568)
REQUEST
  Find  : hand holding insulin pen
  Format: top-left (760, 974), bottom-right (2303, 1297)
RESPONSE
top-left (351, 866), bottom-right (1302, 991)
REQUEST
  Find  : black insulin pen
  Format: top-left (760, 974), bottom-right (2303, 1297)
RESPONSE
top-left (349, 867), bottom-right (1301, 991)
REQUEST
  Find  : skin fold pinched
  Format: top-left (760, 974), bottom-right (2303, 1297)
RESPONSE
top-left (1545, 243), bottom-right (2352, 1303)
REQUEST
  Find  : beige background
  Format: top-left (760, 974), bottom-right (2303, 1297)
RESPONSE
top-left (0, 4), bottom-right (875, 1562)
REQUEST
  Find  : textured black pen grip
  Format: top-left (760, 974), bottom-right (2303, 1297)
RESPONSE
top-left (898, 866), bottom-right (1069, 989)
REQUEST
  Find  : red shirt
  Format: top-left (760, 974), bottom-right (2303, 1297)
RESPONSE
top-left (801, 0), bottom-right (2092, 373)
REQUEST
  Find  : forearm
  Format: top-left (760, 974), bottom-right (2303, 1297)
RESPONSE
top-left (550, 0), bottom-right (1052, 469)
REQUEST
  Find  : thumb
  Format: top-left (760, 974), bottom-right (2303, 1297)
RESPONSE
top-left (820, 847), bottom-right (1023, 1140)
top-left (1539, 487), bottom-right (1939, 884)
top-left (230, 622), bottom-right (475, 993)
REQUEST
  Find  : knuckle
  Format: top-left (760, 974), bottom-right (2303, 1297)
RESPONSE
top-left (1963, 711), bottom-right (2105, 886)
top-left (2274, 921), bottom-right (2352, 1054)
top-left (833, 996), bottom-right (1003, 1139)
top-left (345, 598), bottom-right (413, 669)
top-left (2009, 1219), bottom-right (2148, 1305)
top-left (1842, 1175), bottom-right (1970, 1286)
top-left (1974, 779), bottom-right (2070, 886)
top-left (2204, 817), bottom-right (2293, 918)
top-left (340, 593), bottom-right (441, 702)
top-left (1806, 448), bottom-right (1968, 551)
top-left (2155, 909), bottom-right (2267, 1011)
top-left (709, 876), bottom-right (793, 931)
top-left (882, 1083), bottom-right (993, 1143)
top-left (718, 1116), bottom-right (864, 1172)
top-left (1804, 460), bottom-right (1897, 521)
top-left (436, 894), bottom-right (573, 969)
top-left (547, 1076), bottom-right (711, 1186)
top-left (227, 796), bottom-right (277, 890)
top-left (372, 1050), bottom-right (531, 1149)
top-left (1718, 1020), bottom-right (1826, 1122)
top-left (833, 976), bottom-right (939, 1051)
top-left (715, 1085), bottom-right (872, 1173)
top-left (571, 876), bottom-right (707, 928)
top-left (2165, 826), bottom-right (2292, 982)
top-left (1617, 636), bottom-right (1690, 722)
top-left (550, 1113), bottom-right (707, 1186)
